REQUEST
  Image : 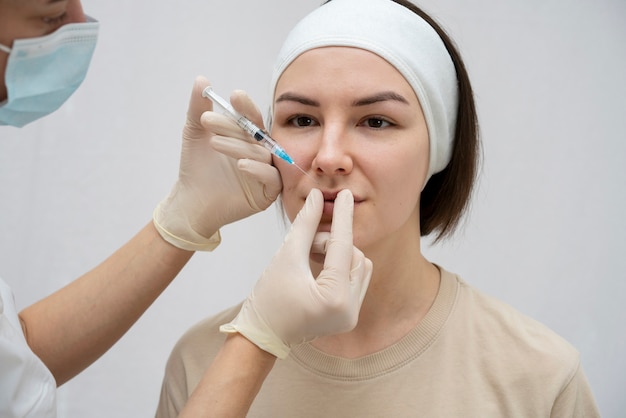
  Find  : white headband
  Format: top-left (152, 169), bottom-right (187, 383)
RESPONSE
top-left (269, 0), bottom-right (458, 178)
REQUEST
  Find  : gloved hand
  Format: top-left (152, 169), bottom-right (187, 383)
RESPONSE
top-left (220, 189), bottom-right (373, 359)
top-left (153, 76), bottom-right (282, 251)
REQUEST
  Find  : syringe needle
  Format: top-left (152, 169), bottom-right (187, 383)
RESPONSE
top-left (292, 162), bottom-right (319, 184)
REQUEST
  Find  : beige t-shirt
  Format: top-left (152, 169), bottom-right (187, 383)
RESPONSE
top-left (156, 268), bottom-right (600, 417)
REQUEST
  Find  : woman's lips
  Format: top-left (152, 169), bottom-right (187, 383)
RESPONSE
top-left (321, 191), bottom-right (339, 219)
top-left (316, 192), bottom-right (362, 233)
top-left (322, 200), bottom-right (335, 218)
top-left (319, 190), bottom-right (362, 219)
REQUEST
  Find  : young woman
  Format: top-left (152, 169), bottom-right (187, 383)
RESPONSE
top-left (156, 0), bottom-right (600, 416)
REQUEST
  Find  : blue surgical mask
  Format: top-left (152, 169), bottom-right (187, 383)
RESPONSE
top-left (0, 17), bottom-right (99, 128)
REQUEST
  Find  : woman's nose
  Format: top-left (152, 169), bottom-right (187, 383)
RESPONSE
top-left (311, 126), bottom-right (354, 177)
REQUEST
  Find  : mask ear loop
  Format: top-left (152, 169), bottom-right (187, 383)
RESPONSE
top-left (0, 43), bottom-right (11, 54)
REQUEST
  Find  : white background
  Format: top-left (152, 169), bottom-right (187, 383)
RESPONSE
top-left (1, 0), bottom-right (624, 416)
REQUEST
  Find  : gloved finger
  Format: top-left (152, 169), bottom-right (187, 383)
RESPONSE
top-left (282, 189), bottom-right (324, 259)
top-left (349, 247), bottom-right (373, 304)
top-left (186, 76), bottom-right (213, 131)
top-left (210, 134), bottom-right (271, 163)
top-left (231, 90), bottom-right (265, 130)
top-left (321, 189), bottom-right (355, 279)
top-left (311, 232), bottom-right (331, 256)
top-left (237, 159), bottom-right (283, 202)
top-left (201, 112), bottom-right (251, 141)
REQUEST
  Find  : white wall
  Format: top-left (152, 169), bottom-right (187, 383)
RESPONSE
top-left (0, 0), bottom-right (623, 416)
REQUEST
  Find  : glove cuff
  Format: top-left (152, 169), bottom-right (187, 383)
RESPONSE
top-left (220, 322), bottom-right (290, 360)
top-left (152, 205), bottom-right (221, 252)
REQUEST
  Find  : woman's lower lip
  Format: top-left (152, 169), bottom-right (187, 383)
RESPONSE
top-left (318, 200), bottom-right (361, 232)
top-left (321, 199), bottom-right (362, 217)
top-left (322, 200), bottom-right (335, 216)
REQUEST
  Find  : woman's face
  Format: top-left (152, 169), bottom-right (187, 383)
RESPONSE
top-left (0, 0), bottom-right (86, 101)
top-left (272, 46), bottom-right (430, 251)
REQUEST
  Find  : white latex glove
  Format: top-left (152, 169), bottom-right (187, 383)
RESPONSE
top-left (153, 76), bottom-right (282, 251)
top-left (220, 189), bottom-right (373, 359)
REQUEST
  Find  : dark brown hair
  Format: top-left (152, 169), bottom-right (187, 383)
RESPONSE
top-left (323, 0), bottom-right (481, 242)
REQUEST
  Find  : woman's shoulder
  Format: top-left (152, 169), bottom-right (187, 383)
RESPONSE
top-left (443, 269), bottom-right (581, 374)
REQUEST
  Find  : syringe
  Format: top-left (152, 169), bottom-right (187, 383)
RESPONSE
top-left (202, 86), bottom-right (295, 164)
top-left (202, 86), bottom-right (318, 183)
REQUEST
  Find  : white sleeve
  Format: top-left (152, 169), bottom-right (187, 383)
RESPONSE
top-left (0, 278), bottom-right (57, 418)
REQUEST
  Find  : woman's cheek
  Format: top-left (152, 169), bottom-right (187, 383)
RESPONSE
top-left (277, 180), bottom-right (301, 223)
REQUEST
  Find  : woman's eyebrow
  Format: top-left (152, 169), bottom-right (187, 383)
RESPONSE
top-left (275, 91), bottom-right (409, 107)
top-left (275, 92), bottom-right (319, 106)
top-left (352, 91), bottom-right (409, 106)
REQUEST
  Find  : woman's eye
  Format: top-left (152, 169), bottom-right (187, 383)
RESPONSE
top-left (363, 117), bottom-right (392, 129)
top-left (42, 12), bottom-right (67, 25)
top-left (288, 116), bottom-right (317, 127)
